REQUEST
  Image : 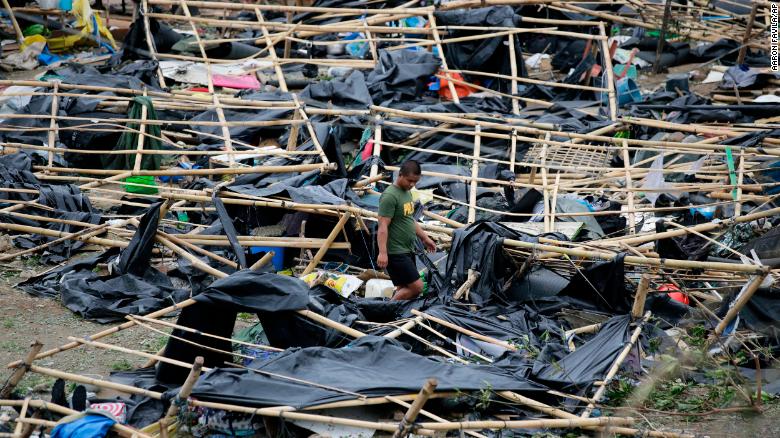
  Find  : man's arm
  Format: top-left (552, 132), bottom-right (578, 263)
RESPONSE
top-left (377, 216), bottom-right (391, 268)
top-left (415, 222), bottom-right (436, 253)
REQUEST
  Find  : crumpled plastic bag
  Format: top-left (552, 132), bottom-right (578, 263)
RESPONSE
top-left (0, 40), bottom-right (45, 71)
top-left (46, 0), bottom-right (117, 53)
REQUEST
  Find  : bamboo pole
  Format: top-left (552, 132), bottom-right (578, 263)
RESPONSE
top-left (453, 270), bottom-right (480, 301)
top-left (599, 22), bottom-right (618, 120)
top-left (0, 400), bottom-right (153, 438)
top-left (13, 398), bottom-right (30, 437)
top-left (428, 13), bottom-right (460, 104)
top-left (508, 34), bottom-right (520, 115)
top-left (165, 356), bottom-right (204, 418)
top-left (254, 6), bottom-right (288, 92)
top-left (35, 163), bottom-right (331, 177)
top-left (541, 138), bottom-right (551, 232)
top-left (393, 378), bottom-right (438, 438)
top-left (581, 312), bottom-right (651, 418)
top-left (383, 316), bottom-right (423, 339)
top-left (45, 82), bottom-right (59, 169)
top-left (249, 250), bottom-right (276, 270)
top-left (713, 272), bottom-right (769, 336)
top-left (129, 314), bottom-right (282, 352)
top-left (147, 0), bottom-right (434, 15)
top-left (0, 342), bottom-right (42, 399)
top-left (132, 89), bottom-right (149, 172)
top-left (293, 94), bottom-right (331, 166)
top-left (0, 0), bottom-right (24, 43)
top-left (141, 0), bottom-right (167, 88)
top-left (411, 310), bottom-right (517, 351)
top-left (161, 231), bottom-right (239, 269)
top-left (621, 138), bottom-right (637, 233)
top-left (498, 391), bottom-right (692, 438)
top-left (302, 212), bottom-right (352, 275)
top-left (386, 396), bottom-right (488, 438)
top-left (0, 221), bottom-right (112, 262)
top-left (467, 125), bottom-right (481, 223)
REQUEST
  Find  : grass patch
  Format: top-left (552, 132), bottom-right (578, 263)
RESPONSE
top-left (110, 358), bottom-right (135, 371)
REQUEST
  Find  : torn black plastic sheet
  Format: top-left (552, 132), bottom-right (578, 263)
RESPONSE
top-left (532, 314), bottom-right (632, 390)
top-left (18, 204), bottom-right (190, 323)
top-left (186, 336), bottom-right (547, 409)
top-left (442, 222), bottom-right (538, 305)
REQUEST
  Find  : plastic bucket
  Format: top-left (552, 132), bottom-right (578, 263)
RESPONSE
top-left (249, 246), bottom-right (285, 271)
top-left (615, 77), bottom-right (642, 106)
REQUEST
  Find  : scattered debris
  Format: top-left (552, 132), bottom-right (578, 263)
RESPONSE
top-left (1, 1), bottom-right (779, 437)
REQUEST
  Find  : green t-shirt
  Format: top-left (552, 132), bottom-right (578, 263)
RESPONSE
top-left (378, 185), bottom-right (416, 255)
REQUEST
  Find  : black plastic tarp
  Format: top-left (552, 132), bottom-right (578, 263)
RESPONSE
top-left (19, 204), bottom-right (189, 322)
top-left (186, 336), bottom-right (547, 409)
top-left (433, 6), bottom-right (525, 93)
top-left (442, 222), bottom-right (536, 305)
top-left (533, 314), bottom-right (632, 389)
top-left (366, 49), bottom-right (440, 106)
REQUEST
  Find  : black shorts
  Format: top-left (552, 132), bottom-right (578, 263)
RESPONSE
top-left (386, 253), bottom-right (419, 286)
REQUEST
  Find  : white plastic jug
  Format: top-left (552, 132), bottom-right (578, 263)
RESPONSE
top-left (364, 279), bottom-right (395, 299)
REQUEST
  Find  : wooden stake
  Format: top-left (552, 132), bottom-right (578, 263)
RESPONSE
top-left (631, 274), bottom-right (651, 319)
top-left (737, 3), bottom-right (758, 65)
top-left (165, 356), bottom-right (204, 418)
top-left (654, 0), bottom-right (674, 74)
top-left (393, 378), bottom-right (438, 438)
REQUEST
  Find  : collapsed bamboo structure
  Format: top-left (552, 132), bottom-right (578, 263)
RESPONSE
top-left (0, 0), bottom-right (778, 437)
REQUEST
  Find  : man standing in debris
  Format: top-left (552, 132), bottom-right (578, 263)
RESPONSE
top-left (377, 160), bottom-right (437, 300)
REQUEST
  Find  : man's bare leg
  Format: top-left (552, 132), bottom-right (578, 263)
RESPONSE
top-left (391, 279), bottom-right (424, 301)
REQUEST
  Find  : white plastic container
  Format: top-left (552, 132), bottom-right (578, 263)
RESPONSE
top-left (364, 279), bottom-right (395, 299)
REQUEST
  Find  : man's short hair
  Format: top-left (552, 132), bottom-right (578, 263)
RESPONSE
top-left (399, 160), bottom-right (422, 176)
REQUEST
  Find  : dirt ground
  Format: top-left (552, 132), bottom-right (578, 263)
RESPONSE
top-left (0, 259), bottom-right (168, 397)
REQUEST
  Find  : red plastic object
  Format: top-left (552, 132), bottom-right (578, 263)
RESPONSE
top-left (438, 71), bottom-right (477, 100)
top-left (659, 283), bottom-right (690, 306)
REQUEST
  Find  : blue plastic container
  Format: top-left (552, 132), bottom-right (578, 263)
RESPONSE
top-left (59, 0), bottom-right (72, 11)
top-left (615, 77), bottom-right (642, 106)
top-left (249, 246), bottom-right (285, 271)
